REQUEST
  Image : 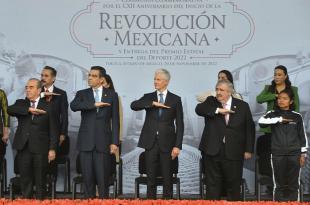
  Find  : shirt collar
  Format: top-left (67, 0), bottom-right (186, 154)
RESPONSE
top-left (225, 96), bottom-right (232, 107)
top-left (93, 86), bottom-right (103, 92)
top-left (44, 84), bottom-right (54, 92)
top-left (30, 96), bottom-right (41, 104)
top-left (35, 96), bottom-right (41, 102)
top-left (157, 89), bottom-right (168, 96)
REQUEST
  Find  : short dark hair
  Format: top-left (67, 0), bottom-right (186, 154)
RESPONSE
top-left (91, 66), bottom-right (106, 78)
top-left (276, 88), bottom-right (295, 110)
top-left (43, 66), bottom-right (57, 77)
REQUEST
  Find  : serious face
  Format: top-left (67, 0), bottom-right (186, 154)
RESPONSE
top-left (216, 83), bottom-right (231, 104)
top-left (154, 73), bottom-right (168, 92)
top-left (25, 79), bottom-right (41, 101)
top-left (274, 69), bottom-right (287, 85)
top-left (218, 72), bottom-right (228, 81)
top-left (277, 92), bottom-right (293, 110)
top-left (88, 69), bottom-right (103, 88)
top-left (41, 69), bottom-right (55, 87)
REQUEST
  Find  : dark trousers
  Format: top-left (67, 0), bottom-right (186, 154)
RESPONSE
top-left (80, 150), bottom-right (111, 199)
top-left (18, 146), bottom-right (48, 199)
top-left (145, 140), bottom-right (173, 199)
top-left (203, 144), bottom-right (243, 201)
top-left (271, 154), bottom-right (300, 201)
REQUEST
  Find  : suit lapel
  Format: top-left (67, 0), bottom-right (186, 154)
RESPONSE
top-left (152, 91), bottom-right (160, 119)
top-left (33, 99), bottom-right (46, 121)
top-left (101, 87), bottom-right (108, 101)
top-left (36, 99), bottom-right (46, 110)
top-left (227, 98), bottom-right (237, 125)
top-left (87, 88), bottom-right (95, 103)
top-left (215, 98), bottom-right (226, 125)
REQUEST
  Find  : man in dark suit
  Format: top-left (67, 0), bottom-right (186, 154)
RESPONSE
top-left (195, 79), bottom-right (254, 201)
top-left (8, 78), bottom-right (58, 199)
top-left (40, 66), bottom-right (69, 179)
top-left (70, 66), bottom-right (119, 199)
top-left (131, 69), bottom-right (184, 199)
top-left (40, 66), bottom-right (68, 147)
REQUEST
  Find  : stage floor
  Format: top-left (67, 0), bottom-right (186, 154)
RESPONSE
top-left (2, 192), bottom-right (310, 201)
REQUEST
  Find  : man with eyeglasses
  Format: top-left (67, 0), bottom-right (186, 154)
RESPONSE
top-left (70, 66), bottom-right (119, 199)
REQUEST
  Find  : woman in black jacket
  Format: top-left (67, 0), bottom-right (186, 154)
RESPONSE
top-left (258, 88), bottom-right (307, 201)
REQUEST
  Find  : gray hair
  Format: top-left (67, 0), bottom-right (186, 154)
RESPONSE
top-left (155, 68), bottom-right (171, 81)
top-left (28, 78), bottom-right (42, 89)
top-left (216, 79), bottom-right (234, 94)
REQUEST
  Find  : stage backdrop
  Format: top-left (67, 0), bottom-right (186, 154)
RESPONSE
top-left (1, 0), bottom-right (310, 195)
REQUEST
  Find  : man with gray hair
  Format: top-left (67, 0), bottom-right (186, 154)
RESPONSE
top-left (195, 79), bottom-right (255, 201)
top-left (8, 78), bottom-right (58, 199)
top-left (131, 68), bottom-right (184, 199)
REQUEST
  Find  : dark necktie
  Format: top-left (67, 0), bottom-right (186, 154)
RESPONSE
top-left (158, 93), bottom-right (164, 117)
top-left (31, 100), bottom-right (36, 108)
top-left (31, 100), bottom-right (36, 119)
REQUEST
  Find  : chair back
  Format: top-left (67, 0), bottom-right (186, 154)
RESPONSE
top-left (256, 134), bottom-right (272, 177)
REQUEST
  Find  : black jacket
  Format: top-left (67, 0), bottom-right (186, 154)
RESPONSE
top-left (131, 91), bottom-right (184, 152)
top-left (44, 86), bottom-right (69, 137)
top-left (258, 109), bottom-right (308, 155)
top-left (70, 87), bottom-right (120, 153)
top-left (196, 96), bottom-right (255, 160)
top-left (8, 98), bottom-right (58, 153)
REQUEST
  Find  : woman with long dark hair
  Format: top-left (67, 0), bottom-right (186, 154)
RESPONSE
top-left (102, 74), bottom-right (123, 161)
top-left (196, 69), bottom-right (242, 102)
top-left (257, 65), bottom-right (299, 134)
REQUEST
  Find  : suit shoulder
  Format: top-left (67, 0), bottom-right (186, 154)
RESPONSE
top-left (233, 97), bottom-right (244, 104)
top-left (54, 86), bottom-right (67, 95)
top-left (145, 91), bottom-right (156, 96)
top-left (168, 92), bottom-right (181, 99)
top-left (138, 92), bottom-right (156, 98)
top-left (76, 88), bottom-right (91, 94)
top-left (15, 99), bottom-right (28, 104)
top-left (205, 95), bottom-right (217, 102)
top-left (234, 97), bottom-right (250, 108)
